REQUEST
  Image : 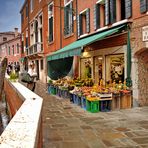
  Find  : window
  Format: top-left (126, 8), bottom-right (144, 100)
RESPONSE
top-left (8, 46), bottom-right (11, 55)
top-left (26, 4), bottom-right (28, 18)
top-left (77, 8), bottom-right (90, 37)
top-left (21, 13), bottom-right (24, 23)
top-left (3, 37), bottom-right (7, 41)
top-left (64, 2), bottom-right (74, 36)
top-left (94, 3), bottom-right (101, 30)
top-left (125, 0), bottom-right (132, 19)
top-left (17, 43), bottom-right (19, 54)
top-left (26, 29), bottom-right (29, 47)
top-left (105, 0), bottom-right (116, 25)
top-left (121, 0), bottom-right (126, 20)
top-left (40, 59), bottom-right (43, 70)
top-left (30, 0), bottom-right (34, 12)
top-left (12, 45), bottom-right (14, 55)
top-left (140, 0), bottom-right (148, 13)
top-left (21, 41), bottom-right (24, 54)
top-left (48, 3), bottom-right (54, 42)
top-left (34, 20), bottom-right (38, 43)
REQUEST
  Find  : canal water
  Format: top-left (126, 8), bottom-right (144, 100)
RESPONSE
top-left (0, 91), bottom-right (10, 135)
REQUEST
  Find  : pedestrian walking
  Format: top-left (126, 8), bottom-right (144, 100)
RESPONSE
top-left (27, 62), bottom-right (37, 91)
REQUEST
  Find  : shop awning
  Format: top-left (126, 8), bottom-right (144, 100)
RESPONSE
top-left (47, 25), bottom-right (126, 61)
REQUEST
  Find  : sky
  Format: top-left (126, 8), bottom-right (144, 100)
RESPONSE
top-left (0, 0), bottom-right (24, 32)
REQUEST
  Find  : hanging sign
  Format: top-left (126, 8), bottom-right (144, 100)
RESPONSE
top-left (142, 26), bottom-right (148, 41)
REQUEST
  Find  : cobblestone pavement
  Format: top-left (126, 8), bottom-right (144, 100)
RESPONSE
top-left (35, 82), bottom-right (148, 148)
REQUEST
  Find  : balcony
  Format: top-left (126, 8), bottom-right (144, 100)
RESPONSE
top-left (26, 42), bottom-right (43, 56)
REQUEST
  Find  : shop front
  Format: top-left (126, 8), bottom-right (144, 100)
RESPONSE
top-left (46, 24), bottom-right (133, 112)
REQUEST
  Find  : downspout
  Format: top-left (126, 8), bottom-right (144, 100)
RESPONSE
top-left (76, 0), bottom-right (78, 40)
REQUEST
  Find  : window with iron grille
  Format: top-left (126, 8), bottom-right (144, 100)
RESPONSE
top-left (64, 2), bottom-right (74, 36)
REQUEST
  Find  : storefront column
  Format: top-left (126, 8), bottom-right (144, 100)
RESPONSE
top-left (131, 57), bottom-right (139, 107)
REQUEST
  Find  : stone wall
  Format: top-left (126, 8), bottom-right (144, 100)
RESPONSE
top-left (131, 15), bottom-right (148, 106)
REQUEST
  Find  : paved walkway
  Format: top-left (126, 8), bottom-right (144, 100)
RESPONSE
top-left (35, 82), bottom-right (148, 148)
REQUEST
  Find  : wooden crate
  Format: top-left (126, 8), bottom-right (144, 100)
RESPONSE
top-left (112, 93), bottom-right (120, 110)
top-left (120, 91), bottom-right (132, 109)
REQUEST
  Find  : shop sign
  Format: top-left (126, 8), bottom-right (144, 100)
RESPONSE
top-left (142, 26), bottom-right (148, 41)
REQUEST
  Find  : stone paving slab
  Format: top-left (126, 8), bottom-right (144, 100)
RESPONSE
top-left (35, 82), bottom-right (148, 148)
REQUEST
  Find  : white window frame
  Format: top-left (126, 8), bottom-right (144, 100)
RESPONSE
top-left (30, 0), bottom-right (33, 12)
top-left (64, 1), bottom-right (73, 36)
top-left (48, 2), bottom-right (54, 42)
top-left (64, 0), bottom-right (73, 6)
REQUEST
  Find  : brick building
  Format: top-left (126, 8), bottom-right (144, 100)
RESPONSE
top-left (20, 0), bottom-right (148, 106)
top-left (20, 0), bottom-right (77, 83)
top-left (0, 28), bottom-right (21, 68)
top-left (0, 31), bottom-right (15, 45)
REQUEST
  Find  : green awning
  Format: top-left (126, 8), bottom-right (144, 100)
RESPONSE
top-left (47, 25), bottom-right (126, 61)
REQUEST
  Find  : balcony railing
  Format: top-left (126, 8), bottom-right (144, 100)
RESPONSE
top-left (26, 42), bottom-right (43, 56)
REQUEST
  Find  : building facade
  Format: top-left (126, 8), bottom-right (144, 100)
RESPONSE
top-left (0, 28), bottom-right (21, 68)
top-left (0, 32), bottom-right (15, 45)
top-left (20, 0), bottom-right (77, 83)
top-left (20, 0), bottom-right (148, 106)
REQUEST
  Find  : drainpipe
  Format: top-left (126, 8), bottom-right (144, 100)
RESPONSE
top-left (76, 0), bottom-right (78, 40)
top-left (60, 0), bottom-right (62, 49)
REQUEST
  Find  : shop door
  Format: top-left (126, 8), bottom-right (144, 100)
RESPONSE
top-left (94, 56), bottom-right (103, 84)
top-left (35, 60), bottom-right (39, 80)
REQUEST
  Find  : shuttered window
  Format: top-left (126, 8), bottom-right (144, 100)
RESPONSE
top-left (49, 17), bottom-right (53, 42)
top-left (94, 4), bottom-right (100, 30)
top-left (86, 8), bottom-right (90, 33)
top-left (77, 9), bottom-right (89, 37)
top-left (125, 0), bottom-right (132, 19)
top-left (64, 2), bottom-right (74, 36)
top-left (140, 0), bottom-right (148, 13)
top-left (110, 0), bottom-right (116, 24)
top-left (105, 0), bottom-right (110, 25)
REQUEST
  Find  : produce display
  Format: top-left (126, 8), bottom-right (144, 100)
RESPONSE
top-left (48, 77), bottom-right (132, 112)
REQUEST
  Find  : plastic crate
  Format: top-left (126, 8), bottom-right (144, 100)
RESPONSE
top-left (86, 99), bottom-right (99, 113)
top-left (50, 86), bottom-right (56, 95)
top-left (73, 94), bottom-right (77, 104)
top-left (99, 99), bottom-right (112, 112)
top-left (81, 96), bottom-right (86, 110)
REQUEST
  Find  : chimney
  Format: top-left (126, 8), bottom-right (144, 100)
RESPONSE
top-left (14, 28), bottom-right (18, 37)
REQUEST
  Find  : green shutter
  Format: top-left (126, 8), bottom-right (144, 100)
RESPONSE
top-left (94, 4), bottom-right (100, 30)
top-left (86, 8), bottom-right (90, 33)
top-left (125, 0), bottom-right (132, 19)
top-left (70, 2), bottom-right (74, 33)
top-left (77, 15), bottom-right (80, 36)
top-left (105, 0), bottom-right (110, 25)
top-left (140, 0), bottom-right (147, 13)
top-left (77, 14), bottom-right (82, 36)
top-left (110, 0), bottom-right (116, 24)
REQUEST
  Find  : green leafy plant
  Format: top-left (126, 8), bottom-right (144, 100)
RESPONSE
top-left (9, 72), bottom-right (18, 82)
